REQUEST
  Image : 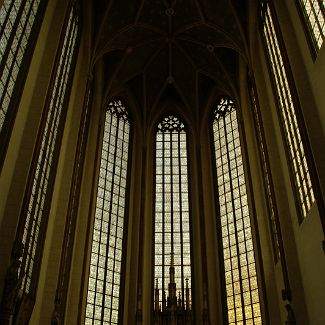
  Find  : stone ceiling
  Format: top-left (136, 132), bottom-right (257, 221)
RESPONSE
top-left (90, 0), bottom-right (248, 120)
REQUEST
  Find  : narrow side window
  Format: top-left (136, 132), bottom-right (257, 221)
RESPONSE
top-left (16, 2), bottom-right (80, 304)
top-left (85, 99), bottom-right (130, 325)
top-left (296, 0), bottom-right (325, 57)
top-left (0, 0), bottom-right (47, 163)
top-left (212, 98), bottom-right (263, 325)
top-left (260, 1), bottom-right (315, 219)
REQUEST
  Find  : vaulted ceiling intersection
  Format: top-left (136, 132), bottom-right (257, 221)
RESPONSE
top-left (92, 0), bottom-right (248, 120)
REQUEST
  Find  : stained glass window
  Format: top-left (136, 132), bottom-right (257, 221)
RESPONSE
top-left (297, 0), bottom-right (325, 54)
top-left (0, 0), bottom-right (46, 143)
top-left (19, 4), bottom-right (79, 295)
top-left (154, 115), bottom-right (192, 310)
top-left (213, 98), bottom-right (262, 325)
top-left (261, 2), bottom-right (315, 219)
top-left (85, 99), bottom-right (130, 325)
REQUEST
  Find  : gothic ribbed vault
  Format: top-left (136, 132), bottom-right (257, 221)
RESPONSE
top-left (91, 0), bottom-right (248, 119)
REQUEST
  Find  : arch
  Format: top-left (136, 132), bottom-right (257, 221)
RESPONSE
top-left (84, 98), bottom-right (132, 325)
top-left (211, 97), bottom-right (263, 324)
top-left (148, 99), bottom-right (194, 143)
top-left (153, 113), bottom-right (193, 313)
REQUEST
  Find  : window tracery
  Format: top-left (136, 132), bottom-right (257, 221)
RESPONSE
top-left (154, 115), bottom-right (192, 312)
top-left (85, 99), bottom-right (130, 325)
top-left (213, 98), bottom-right (262, 325)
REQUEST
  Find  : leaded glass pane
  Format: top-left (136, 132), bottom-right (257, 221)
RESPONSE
top-left (0, 0), bottom-right (43, 132)
top-left (19, 5), bottom-right (79, 295)
top-left (154, 115), bottom-right (192, 311)
top-left (261, 3), bottom-right (315, 219)
top-left (298, 0), bottom-right (325, 53)
top-left (213, 98), bottom-right (262, 325)
top-left (85, 100), bottom-right (130, 325)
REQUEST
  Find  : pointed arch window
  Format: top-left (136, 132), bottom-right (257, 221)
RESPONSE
top-left (85, 99), bottom-right (131, 325)
top-left (154, 115), bottom-right (192, 310)
top-left (0, 0), bottom-right (47, 163)
top-left (212, 98), bottom-right (262, 325)
top-left (260, 1), bottom-right (315, 219)
top-left (18, 2), bottom-right (80, 298)
top-left (296, 0), bottom-right (325, 57)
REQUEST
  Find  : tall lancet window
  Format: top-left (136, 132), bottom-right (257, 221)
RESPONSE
top-left (213, 98), bottom-right (262, 325)
top-left (18, 3), bottom-right (79, 297)
top-left (261, 1), bottom-right (315, 219)
top-left (85, 100), bottom-right (130, 325)
top-left (297, 0), bottom-right (325, 56)
top-left (0, 0), bottom-right (47, 161)
top-left (154, 115), bottom-right (192, 311)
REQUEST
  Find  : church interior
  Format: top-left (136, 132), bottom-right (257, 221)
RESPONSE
top-left (0, 0), bottom-right (325, 324)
